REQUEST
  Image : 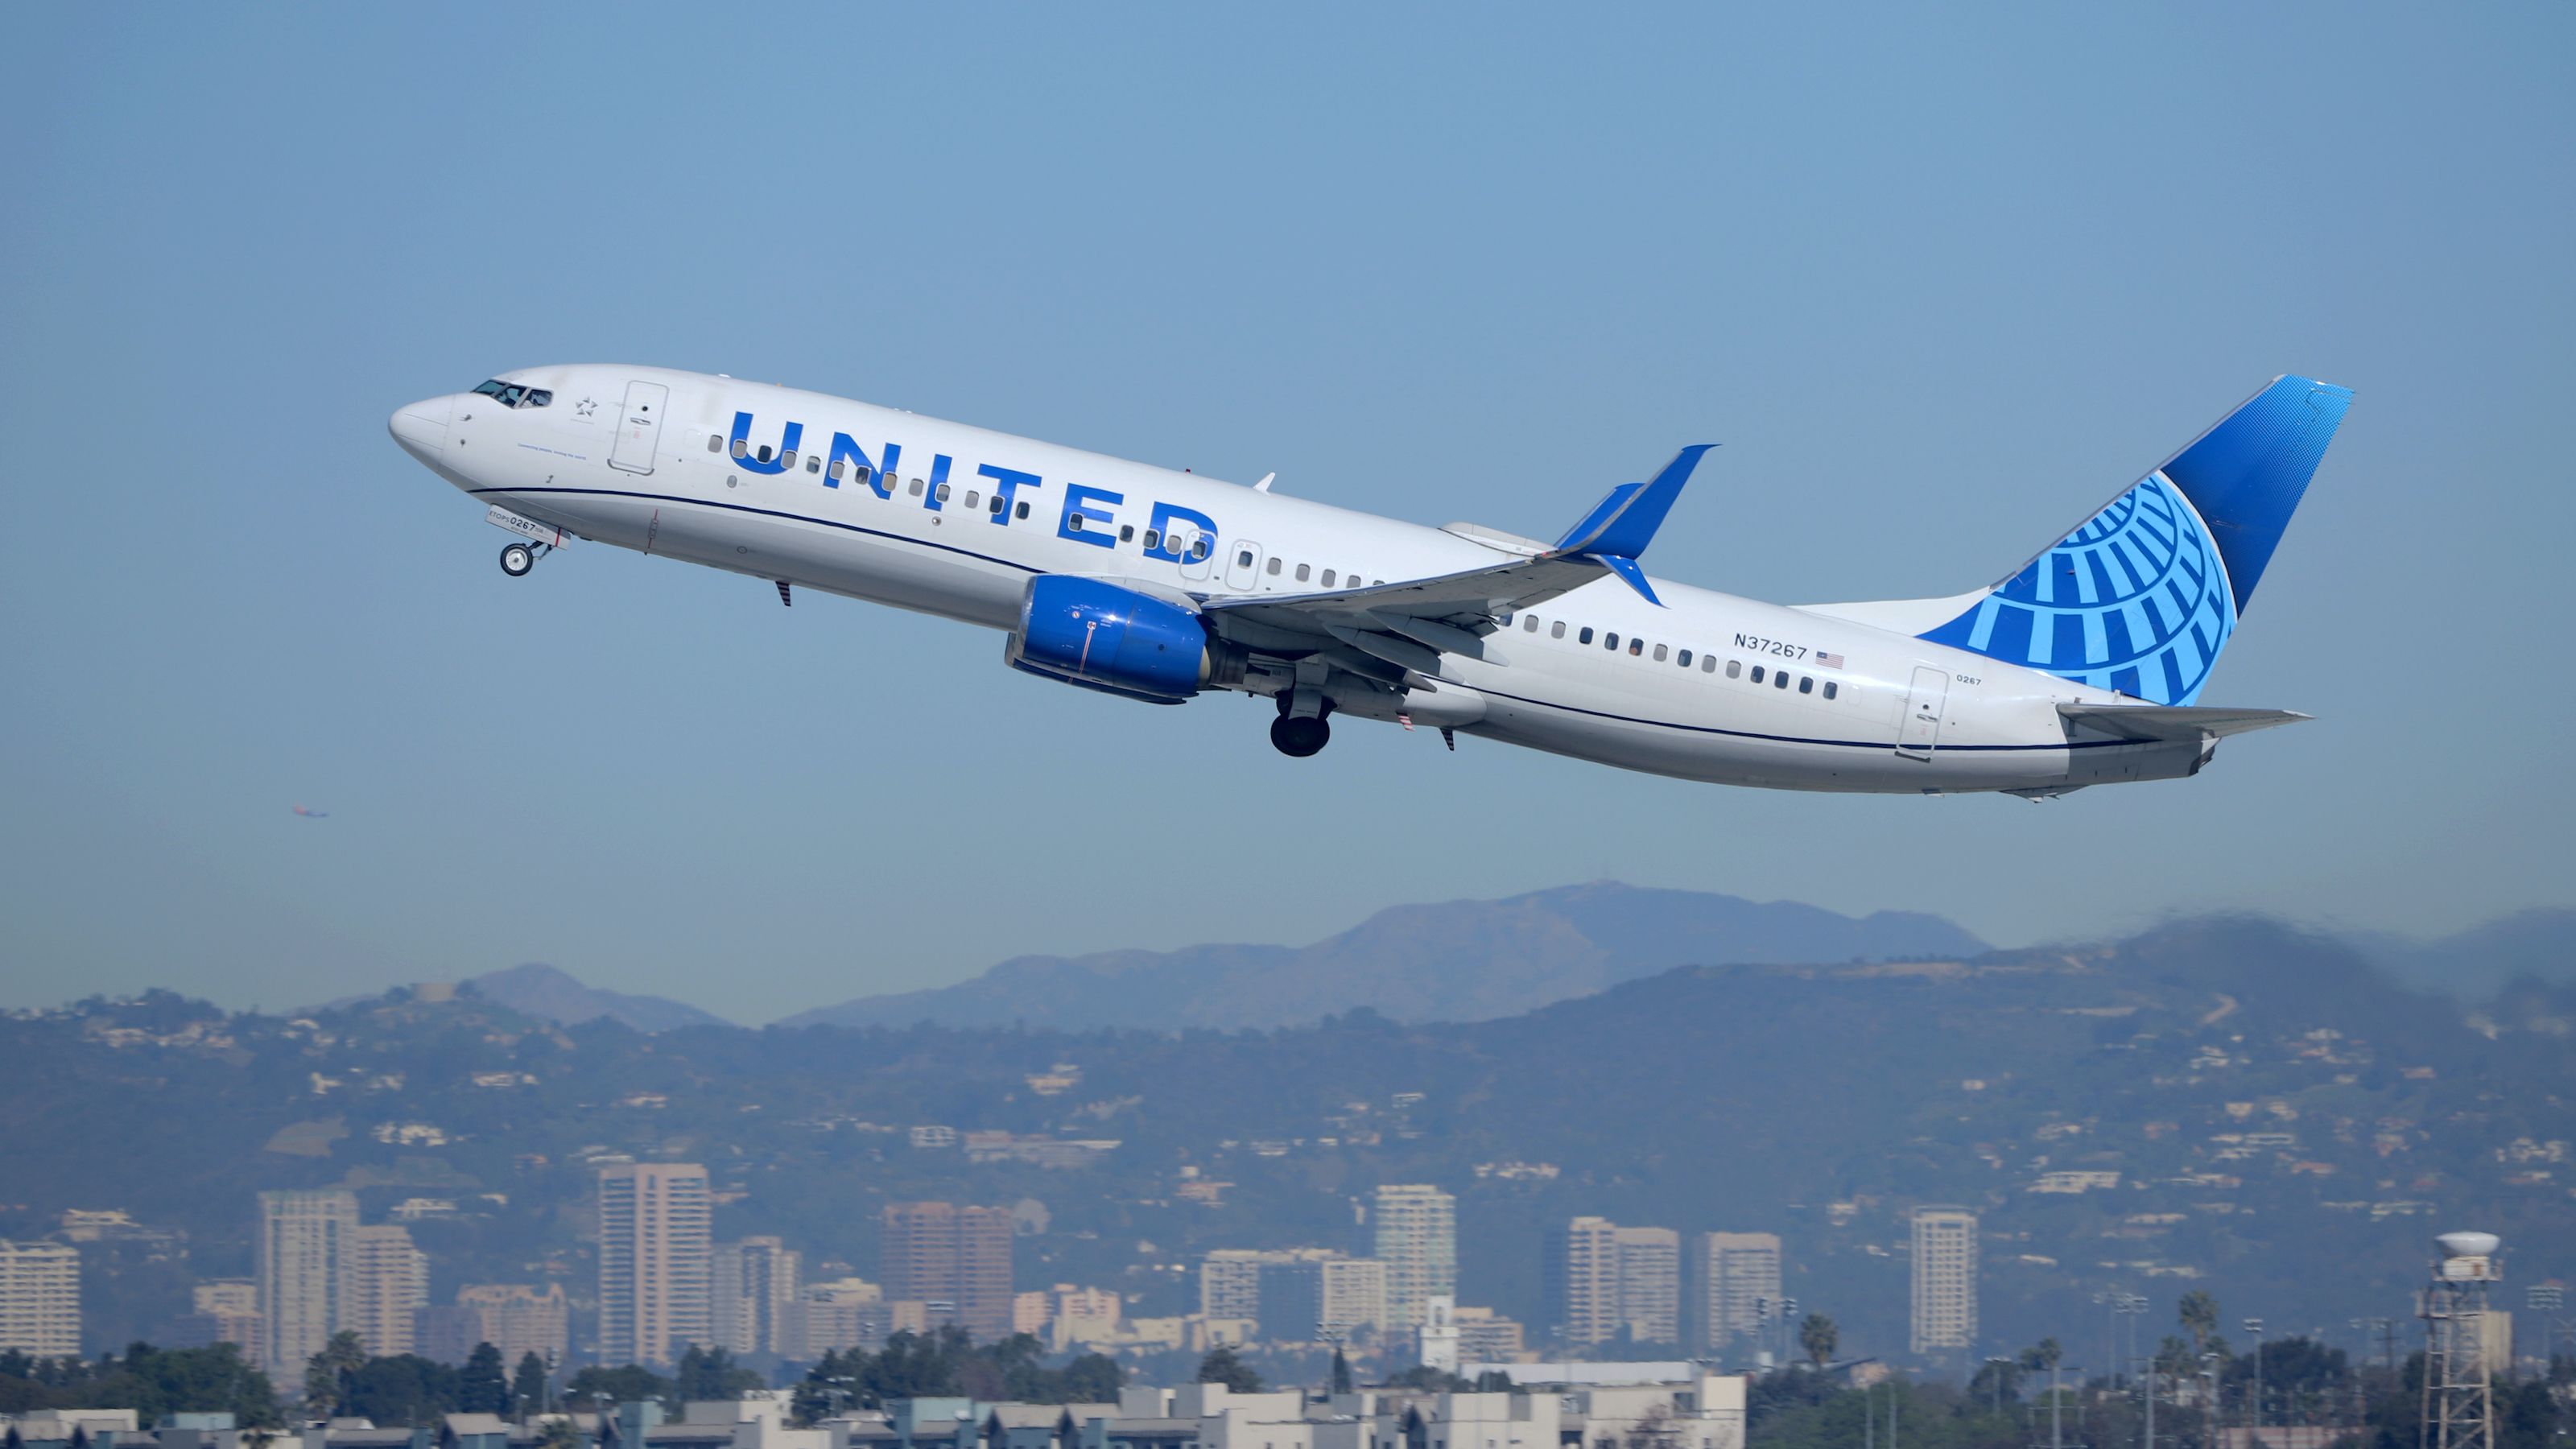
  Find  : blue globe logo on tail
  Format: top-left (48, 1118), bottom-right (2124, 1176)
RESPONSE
top-left (1916, 376), bottom-right (2352, 706)
top-left (1918, 473), bottom-right (2235, 704)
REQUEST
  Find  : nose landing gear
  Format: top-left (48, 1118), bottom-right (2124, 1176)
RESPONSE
top-left (498, 539), bottom-right (559, 576)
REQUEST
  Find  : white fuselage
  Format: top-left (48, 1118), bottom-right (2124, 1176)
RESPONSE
top-left (390, 365), bottom-right (2218, 795)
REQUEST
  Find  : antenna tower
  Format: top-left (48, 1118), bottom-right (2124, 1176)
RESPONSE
top-left (2419, 1231), bottom-right (2500, 1449)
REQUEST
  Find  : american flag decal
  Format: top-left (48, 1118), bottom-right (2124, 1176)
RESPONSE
top-left (1817, 651), bottom-right (1844, 668)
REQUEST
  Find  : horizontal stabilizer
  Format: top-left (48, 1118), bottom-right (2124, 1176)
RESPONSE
top-left (2057, 703), bottom-right (2310, 742)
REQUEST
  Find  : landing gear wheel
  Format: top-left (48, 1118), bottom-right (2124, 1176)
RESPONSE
top-left (499, 543), bottom-right (535, 577)
top-left (1270, 713), bottom-right (1331, 758)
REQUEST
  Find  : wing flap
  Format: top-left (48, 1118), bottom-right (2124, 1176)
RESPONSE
top-left (2057, 704), bottom-right (2310, 742)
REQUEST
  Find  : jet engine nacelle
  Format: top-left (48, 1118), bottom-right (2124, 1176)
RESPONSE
top-left (1005, 576), bottom-right (1240, 704)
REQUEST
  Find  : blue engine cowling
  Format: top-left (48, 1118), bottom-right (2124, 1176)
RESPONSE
top-left (1007, 576), bottom-right (1215, 704)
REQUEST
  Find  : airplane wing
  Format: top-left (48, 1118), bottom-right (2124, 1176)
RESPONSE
top-left (2057, 704), bottom-right (2310, 742)
top-left (1199, 446), bottom-right (1715, 667)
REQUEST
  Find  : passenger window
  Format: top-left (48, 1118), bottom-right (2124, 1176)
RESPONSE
top-left (1018, 502), bottom-right (1031, 520)
top-left (828, 460), bottom-right (845, 481)
top-left (1121, 525), bottom-right (1136, 542)
top-left (731, 439), bottom-right (748, 459)
top-left (709, 436), bottom-right (724, 452)
top-left (854, 465), bottom-right (873, 485)
top-left (1322, 569), bottom-right (1337, 588)
top-left (1579, 627), bottom-right (1595, 645)
top-left (1067, 514), bottom-right (1086, 533)
top-left (1823, 681), bottom-right (1839, 700)
top-left (1774, 670), bottom-right (1790, 689)
top-left (1702, 654), bottom-right (1717, 673)
top-left (1266, 557), bottom-right (1282, 575)
top-left (1727, 660), bottom-right (1740, 678)
top-left (1677, 649), bottom-right (1691, 667)
top-left (936, 483), bottom-right (952, 502)
top-left (909, 477), bottom-right (924, 496)
top-left (1605, 633), bottom-right (1620, 650)
top-left (1143, 529), bottom-right (1162, 551)
top-left (1237, 550), bottom-right (1255, 568)
top-left (1798, 676), bottom-right (1813, 694)
top-left (990, 496), bottom-right (1007, 516)
top-left (1751, 665), bottom-right (1764, 683)
top-left (1551, 621), bottom-right (1567, 639)
top-left (964, 490), bottom-right (980, 510)
top-left (757, 444), bottom-right (774, 463)
top-left (1524, 616), bottom-right (1540, 633)
top-left (1295, 564), bottom-right (1311, 582)
top-left (781, 449), bottom-right (797, 468)
top-left (1191, 538), bottom-right (1212, 561)
top-left (806, 456), bottom-right (820, 474)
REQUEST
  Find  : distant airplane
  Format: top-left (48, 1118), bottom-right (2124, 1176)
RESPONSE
top-left (389, 369), bottom-right (2351, 797)
top-left (292, 804), bottom-right (329, 819)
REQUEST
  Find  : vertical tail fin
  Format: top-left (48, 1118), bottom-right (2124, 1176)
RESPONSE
top-left (1911, 376), bottom-right (2352, 704)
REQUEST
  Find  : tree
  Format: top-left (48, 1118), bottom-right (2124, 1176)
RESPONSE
top-left (1330, 1347), bottom-right (1354, 1395)
top-left (511, 1353), bottom-right (550, 1419)
top-left (303, 1331), bottom-right (367, 1414)
top-left (1194, 1345), bottom-right (1262, 1393)
top-left (1061, 1353), bottom-right (1121, 1404)
top-left (1799, 1314), bottom-right (1838, 1368)
top-left (564, 1364), bottom-right (671, 1410)
top-left (673, 1346), bottom-right (758, 1404)
top-left (535, 1422), bottom-right (580, 1449)
top-left (2021, 1338), bottom-right (2063, 1373)
top-left (341, 1355), bottom-right (460, 1426)
top-left (460, 1344), bottom-right (508, 1416)
top-left (2178, 1292), bottom-right (2220, 1354)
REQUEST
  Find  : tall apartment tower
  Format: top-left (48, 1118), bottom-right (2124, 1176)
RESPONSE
top-left (1372, 1184), bottom-right (1457, 1331)
top-left (192, 1280), bottom-right (263, 1367)
top-left (713, 1236), bottom-right (802, 1356)
top-left (349, 1224), bottom-right (428, 1356)
top-left (0, 1241), bottom-right (81, 1357)
top-left (1909, 1206), bottom-right (1979, 1355)
top-left (880, 1203), bottom-right (1013, 1340)
top-left (1548, 1218), bottom-right (1680, 1347)
top-left (258, 1189), bottom-right (359, 1373)
top-left (1696, 1232), bottom-right (1783, 1353)
top-left (597, 1163), bottom-right (713, 1368)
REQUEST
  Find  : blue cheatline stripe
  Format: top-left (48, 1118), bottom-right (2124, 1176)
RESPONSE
top-left (482, 487), bottom-right (2136, 756)
top-left (470, 486), bottom-right (1043, 576)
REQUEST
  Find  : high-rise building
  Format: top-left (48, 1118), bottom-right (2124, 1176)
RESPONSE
top-left (0, 1241), bottom-right (80, 1357)
top-left (1909, 1207), bottom-right (1978, 1355)
top-left (792, 1278), bottom-right (886, 1358)
top-left (445, 1283), bottom-right (570, 1369)
top-left (1198, 1250), bottom-right (1272, 1323)
top-left (1259, 1255), bottom-right (1387, 1343)
top-left (258, 1189), bottom-right (359, 1373)
top-left (880, 1203), bottom-right (1013, 1340)
top-left (1452, 1305), bottom-right (1526, 1362)
top-left (1696, 1232), bottom-right (1782, 1353)
top-left (349, 1224), bottom-right (428, 1356)
top-left (1372, 1184), bottom-right (1456, 1331)
top-left (597, 1164), bottom-right (712, 1368)
top-left (192, 1280), bottom-right (263, 1367)
top-left (1548, 1218), bottom-right (1679, 1347)
top-left (713, 1237), bottom-right (801, 1356)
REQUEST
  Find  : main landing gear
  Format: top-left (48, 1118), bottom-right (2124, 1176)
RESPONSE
top-left (499, 541), bottom-right (553, 576)
top-left (1270, 690), bottom-right (1333, 758)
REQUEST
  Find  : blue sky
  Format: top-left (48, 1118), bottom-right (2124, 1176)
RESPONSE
top-left (2, 6), bottom-right (2569, 1022)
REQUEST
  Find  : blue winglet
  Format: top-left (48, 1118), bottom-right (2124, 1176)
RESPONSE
top-left (1596, 554), bottom-right (1662, 606)
top-left (1554, 445), bottom-right (1715, 558)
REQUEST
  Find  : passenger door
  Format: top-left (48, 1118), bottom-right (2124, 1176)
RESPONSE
top-left (1897, 666), bottom-right (1948, 760)
top-left (1224, 539), bottom-right (1263, 591)
top-left (607, 380), bottom-right (668, 475)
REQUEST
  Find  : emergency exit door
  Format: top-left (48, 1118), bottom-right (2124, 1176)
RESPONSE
top-left (608, 380), bottom-right (668, 475)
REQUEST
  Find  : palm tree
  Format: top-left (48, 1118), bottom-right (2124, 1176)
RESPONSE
top-left (1800, 1314), bottom-right (1839, 1368)
top-left (2178, 1292), bottom-right (2220, 1354)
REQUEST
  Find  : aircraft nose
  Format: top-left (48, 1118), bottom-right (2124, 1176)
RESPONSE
top-left (389, 394), bottom-right (452, 460)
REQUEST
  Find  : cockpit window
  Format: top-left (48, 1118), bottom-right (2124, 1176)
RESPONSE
top-left (469, 379), bottom-right (551, 409)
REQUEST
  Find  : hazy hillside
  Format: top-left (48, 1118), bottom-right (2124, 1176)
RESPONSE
top-left (2354, 907), bottom-right (2576, 998)
top-left (781, 882), bottom-right (1989, 1030)
top-left (462, 963), bottom-right (729, 1033)
top-left (5, 912), bottom-right (2570, 1366)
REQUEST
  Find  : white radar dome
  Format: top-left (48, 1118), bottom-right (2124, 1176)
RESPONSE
top-left (2437, 1231), bottom-right (2500, 1258)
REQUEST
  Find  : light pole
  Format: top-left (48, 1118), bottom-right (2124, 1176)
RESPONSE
top-left (2528, 1286), bottom-right (2566, 1369)
top-left (1985, 1357), bottom-right (2013, 1415)
top-left (2201, 1352), bottom-right (2222, 1449)
top-left (2117, 1294), bottom-right (2151, 1388)
top-left (2244, 1318), bottom-right (2264, 1439)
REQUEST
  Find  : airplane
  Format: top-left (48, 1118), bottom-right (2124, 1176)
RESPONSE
top-left (292, 804), bottom-right (329, 818)
top-left (389, 368), bottom-right (2350, 798)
